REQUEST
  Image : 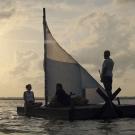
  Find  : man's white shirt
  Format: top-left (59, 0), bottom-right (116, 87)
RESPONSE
top-left (102, 58), bottom-right (114, 77)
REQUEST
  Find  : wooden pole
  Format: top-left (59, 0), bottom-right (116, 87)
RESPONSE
top-left (43, 8), bottom-right (48, 106)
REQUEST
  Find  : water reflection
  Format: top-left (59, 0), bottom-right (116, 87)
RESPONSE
top-left (0, 100), bottom-right (134, 135)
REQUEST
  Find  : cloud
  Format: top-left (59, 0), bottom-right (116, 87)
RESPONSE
top-left (9, 50), bottom-right (44, 94)
top-left (6, 49), bottom-right (44, 97)
top-left (4, 26), bottom-right (42, 43)
top-left (0, 8), bottom-right (15, 20)
top-left (61, 10), bottom-right (135, 78)
top-left (0, 1), bottom-right (27, 36)
top-left (0, 0), bottom-right (15, 20)
top-left (10, 51), bottom-right (42, 77)
top-left (115, 0), bottom-right (135, 4)
top-left (93, 0), bottom-right (112, 7)
top-left (0, 0), bottom-right (135, 96)
top-left (112, 0), bottom-right (135, 16)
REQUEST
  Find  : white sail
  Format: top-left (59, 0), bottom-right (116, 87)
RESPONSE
top-left (45, 25), bottom-right (103, 104)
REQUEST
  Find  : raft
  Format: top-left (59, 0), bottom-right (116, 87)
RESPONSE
top-left (17, 8), bottom-right (135, 121)
top-left (17, 104), bottom-right (135, 120)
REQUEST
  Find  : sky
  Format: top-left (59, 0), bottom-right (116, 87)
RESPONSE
top-left (0, 0), bottom-right (135, 97)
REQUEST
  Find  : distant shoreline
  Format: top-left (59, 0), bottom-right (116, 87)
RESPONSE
top-left (0, 97), bottom-right (45, 100)
top-left (0, 97), bottom-right (134, 100)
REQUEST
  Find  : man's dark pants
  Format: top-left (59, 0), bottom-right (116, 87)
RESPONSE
top-left (102, 76), bottom-right (112, 97)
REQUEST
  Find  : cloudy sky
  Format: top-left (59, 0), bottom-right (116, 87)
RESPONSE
top-left (0, 0), bottom-right (135, 97)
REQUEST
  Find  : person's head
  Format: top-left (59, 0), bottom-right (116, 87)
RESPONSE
top-left (56, 83), bottom-right (63, 91)
top-left (104, 50), bottom-right (110, 59)
top-left (26, 84), bottom-right (32, 91)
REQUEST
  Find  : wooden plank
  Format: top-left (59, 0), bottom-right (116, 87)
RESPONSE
top-left (96, 88), bottom-right (121, 101)
top-left (96, 88), bottom-right (122, 118)
top-left (111, 88), bottom-right (121, 100)
top-left (96, 88), bottom-right (109, 102)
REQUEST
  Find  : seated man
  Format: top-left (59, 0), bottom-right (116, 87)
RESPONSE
top-left (49, 83), bottom-right (88, 107)
top-left (23, 84), bottom-right (42, 111)
top-left (55, 83), bottom-right (71, 106)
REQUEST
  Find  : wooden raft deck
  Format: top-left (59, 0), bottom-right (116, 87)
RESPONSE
top-left (17, 88), bottom-right (135, 120)
top-left (17, 104), bottom-right (135, 120)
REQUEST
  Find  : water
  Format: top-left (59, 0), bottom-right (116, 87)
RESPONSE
top-left (0, 99), bottom-right (135, 135)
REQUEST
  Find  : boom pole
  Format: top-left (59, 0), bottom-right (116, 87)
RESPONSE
top-left (43, 8), bottom-right (48, 106)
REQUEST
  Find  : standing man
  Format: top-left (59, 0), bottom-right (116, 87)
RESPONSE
top-left (100, 50), bottom-right (114, 97)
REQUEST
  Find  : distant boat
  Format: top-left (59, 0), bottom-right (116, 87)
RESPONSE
top-left (17, 8), bottom-right (135, 120)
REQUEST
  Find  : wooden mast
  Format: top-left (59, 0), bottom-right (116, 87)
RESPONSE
top-left (43, 8), bottom-right (48, 106)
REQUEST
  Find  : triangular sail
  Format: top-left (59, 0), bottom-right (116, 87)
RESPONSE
top-left (45, 24), bottom-right (103, 104)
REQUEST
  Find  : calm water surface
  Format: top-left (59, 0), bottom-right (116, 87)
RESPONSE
top-left (0, 99), bottom-right (135, 135)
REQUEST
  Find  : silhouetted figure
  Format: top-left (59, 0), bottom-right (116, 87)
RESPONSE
top-left (101, 50), bottom-right (114, 97)
top-left (55, 83), bottom-right (71, 106)
top-left (23, 84), bottom-right (42, 114)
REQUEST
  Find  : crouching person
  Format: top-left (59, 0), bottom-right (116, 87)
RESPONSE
top-left (49, 83), bottom-right (71, 107)
top-left (56, 83), bottom-right (71, 106)
top-left (23, 84), bottom-right (42, 114)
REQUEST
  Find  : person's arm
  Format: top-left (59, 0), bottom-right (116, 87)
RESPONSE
top-left (23, 92), bottom-right (27, 102)
top-left (102, 66), bottom-right (107, 76)
top-left (101, 61), bottom-right (107, 81)
top-left (32, 91), bottom-right (35, 102)
top-left (56, 89), bottom-right (58, 96)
